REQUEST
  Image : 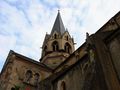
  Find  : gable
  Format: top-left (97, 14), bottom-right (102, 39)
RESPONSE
top-left (62, 31), bottom-right (71, 40)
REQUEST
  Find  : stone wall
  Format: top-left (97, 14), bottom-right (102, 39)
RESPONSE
top-left (53, 55), bottom-right (91, 90)
top-left (107, 31), bottom-right (120, 81)
top-left (0, 52), bottom-right (52, 90)
top-left (51, 29), bottom-right (120, 90)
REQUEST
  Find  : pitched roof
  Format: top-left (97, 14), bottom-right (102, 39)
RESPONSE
top-left (0, 50), bottom-right (53, 74)
top-left (51, 11), bottom-right (66, 35)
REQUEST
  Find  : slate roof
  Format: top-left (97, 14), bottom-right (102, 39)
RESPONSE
top-left (51, 11), bottom-right (66, 35)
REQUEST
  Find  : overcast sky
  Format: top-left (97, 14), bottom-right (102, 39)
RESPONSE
top-left (0, 0), bottom-right (120, 71)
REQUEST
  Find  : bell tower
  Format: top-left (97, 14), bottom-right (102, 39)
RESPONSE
top-left (40, 11), bottom-right (75, 69)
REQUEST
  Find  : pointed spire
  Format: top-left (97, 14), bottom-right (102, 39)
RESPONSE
top-left (51, 10), bottom-right (66, 35)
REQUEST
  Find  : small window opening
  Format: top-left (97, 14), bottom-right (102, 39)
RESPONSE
top-left (52, 41), bottom-right (59, 51)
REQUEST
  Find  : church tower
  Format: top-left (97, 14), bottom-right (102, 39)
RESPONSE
top-left (40, 11), bottom-right (75, 69)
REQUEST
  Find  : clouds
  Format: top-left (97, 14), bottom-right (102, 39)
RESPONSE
top-left (0, 0), bottom-right (120, 71)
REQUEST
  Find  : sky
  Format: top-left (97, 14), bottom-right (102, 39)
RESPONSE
top-left (0, 0), bottom-right (120, 71)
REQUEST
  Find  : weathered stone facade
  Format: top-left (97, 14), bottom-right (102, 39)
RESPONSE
top-left (0, 51), bottom-right (52, 90)
top-left (0, 11), bottom-right (120, 90)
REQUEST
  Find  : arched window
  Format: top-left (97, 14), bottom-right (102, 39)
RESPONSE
top-left (11, 87), bottom-right (15, 90)
top-left (54, 34), bottom-right (57, 39)
top-left (24, 70), bottom-right (32, 83)
top-left (64, 43), bottom-right (71, 53)
top-left (52, 41), bottom-right (59, 51)
top-left (11, 86), bottom-right (20, 90)
top-left (34, 73), bottom-right (40, 86)
top-left (61, 81), bottom-right (66, 90)
top-left (66, 36), bottom-right (68, 41)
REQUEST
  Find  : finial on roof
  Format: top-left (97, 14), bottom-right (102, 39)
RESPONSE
top-left (58, 9), bottom-right (60, 12)
top-left (66, 28), bottom-right (68, 31)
